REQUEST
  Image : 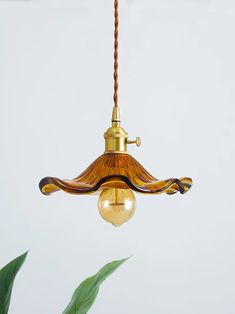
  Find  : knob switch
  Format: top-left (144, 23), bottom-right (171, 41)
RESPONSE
top-left (127, 137), bottom-right (141, 147)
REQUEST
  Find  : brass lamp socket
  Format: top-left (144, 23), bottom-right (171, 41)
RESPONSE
top-left (104, 125), bottom-right (128, 153)
top-left (104, 107), bottom-right (141, 153)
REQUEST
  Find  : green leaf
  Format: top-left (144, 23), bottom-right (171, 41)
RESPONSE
top-left (63, 257), bottom-right (129, 314)
top-left (0, 252), bottom-right (28, 314)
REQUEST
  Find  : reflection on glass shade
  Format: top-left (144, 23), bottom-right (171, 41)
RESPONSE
top-left (98, 188), bottom-right (136, 227)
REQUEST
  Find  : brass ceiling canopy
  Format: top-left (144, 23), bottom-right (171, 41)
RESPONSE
top-left (39, 0), bottom-right (193, 227)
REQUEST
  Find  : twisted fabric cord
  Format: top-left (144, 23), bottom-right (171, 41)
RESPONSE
top-left (113, 0), bottom-right (119, 107)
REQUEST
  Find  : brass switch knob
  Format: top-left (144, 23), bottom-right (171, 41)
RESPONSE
top-left (127, 137), bottom-right (141, 147)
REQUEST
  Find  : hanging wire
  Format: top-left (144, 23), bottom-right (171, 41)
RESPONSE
top-left (113, 0), bottom-right (119, 107)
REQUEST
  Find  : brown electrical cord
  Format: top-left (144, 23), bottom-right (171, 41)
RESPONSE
top-left (113, 0), bottom-right (119, 107)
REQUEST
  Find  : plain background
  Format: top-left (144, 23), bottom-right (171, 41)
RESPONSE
top-left (0, 0), bottom-right (234, 313)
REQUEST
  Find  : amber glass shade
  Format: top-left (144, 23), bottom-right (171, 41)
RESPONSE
top-left (39, 153), bottom-right (192, 195)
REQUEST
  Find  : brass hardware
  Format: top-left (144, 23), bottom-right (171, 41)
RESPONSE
top-left (127, 137), bottom-right (141, 147)
top-left (104, 107), bottom-right (141, 153)
top-left (111, 106), bottom-right (121, 125)
top-left (104, 125), bottom-right (128, 152)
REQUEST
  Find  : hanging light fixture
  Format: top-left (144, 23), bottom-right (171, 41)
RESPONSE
top-left (39, 0), bottom-right (192, 227)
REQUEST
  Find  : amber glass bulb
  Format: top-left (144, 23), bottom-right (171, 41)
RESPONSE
top-left (98, 188), bottom-right (136, 227)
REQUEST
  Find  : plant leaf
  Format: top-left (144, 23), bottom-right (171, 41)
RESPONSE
top-left (0, 252), bottom-right (28, 314)
top-left (63, 257), bottom-right (129, 314)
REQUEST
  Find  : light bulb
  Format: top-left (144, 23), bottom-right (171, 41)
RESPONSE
top-left (98, 188), bottom-right (136, 227)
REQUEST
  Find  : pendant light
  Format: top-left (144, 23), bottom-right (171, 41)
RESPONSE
top-left (39, 0), bottom-right (193, 227)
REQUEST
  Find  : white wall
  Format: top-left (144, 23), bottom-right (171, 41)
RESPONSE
top-left (0, 0), bottom-right (234, 313)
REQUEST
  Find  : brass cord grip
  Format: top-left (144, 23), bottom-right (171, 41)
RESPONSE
top-left (104, 107), bottom-right (141, 153)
